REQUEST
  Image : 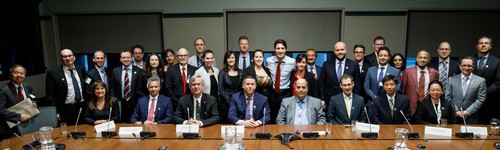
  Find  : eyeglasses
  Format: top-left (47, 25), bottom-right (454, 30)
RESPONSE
top-left (341, 83), bottom-right (353, 87)
top-left (178, 55), bottom-right (189, 57)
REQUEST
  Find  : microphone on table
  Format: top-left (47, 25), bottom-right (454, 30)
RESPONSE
top-left (132, 133), bottom-right (145, 150)
top-left (455, 107), bottom-right (473, 138)
top-left (255, 107), bottom-right (271, 139)
top-left (140, 105), bottom-right (157, 139)
top-left (387, 133), bottom-right (408, 150)
top-left (69, 107), bottom-right (86, 139)
top-left (13, 133), bottom-right (35, 150)
top-left (303, 107), bottom-right (319, 138)
top-left (67, 132), bottom-right (82, 150)
top-left (182, 107), bottom-right (199, 139)
top-left (400, 110), bottom-right (419, 140)
top-left (361, 107), bottom-right (378, 138)
top-left (102, 107), bottom-right (117, 137)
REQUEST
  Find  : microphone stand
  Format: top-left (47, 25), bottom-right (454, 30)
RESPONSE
top-left (69, 107), bottom-right (86, 139)
top-left (400, 110), bottom-right (419, 140)
top-left (255, 107), bottom-right (271, 139)
top-left (361, 107), bottom-right (378, 138)
top-left (102, 107), bottom-right (117, 137)
top-left (455, 107), bottom-right (473, 138)
top-left (183, 107), bottom-right (199, 139)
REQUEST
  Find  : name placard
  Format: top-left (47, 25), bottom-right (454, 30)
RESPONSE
top-left (424, 126), bottom-right (452, 137)
top-left (460, 126), bottom-right (488, 136)
top-left (176, 124), bottom-right (199, 133)
top-left (118, 127), bottom-right (142, 135)
top-left (355, 122), bottom-right (380, 133)
top-left (94, 121), bottom-right (116, 133)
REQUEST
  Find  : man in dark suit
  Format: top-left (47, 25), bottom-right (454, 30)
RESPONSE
top-left (363, 36), bottom-right (385, 68)
top-left (318, 41), bottom-right (361, 108)
top-left (428, 42), bottom-right (460, 91)
top-left (235, 35), bottom-right (253, 70)
top-left (373, 75), bottom-right (411, 124)
top-left (353, 44), bottom-right (371, 103)
top-left (110, 50), bottom-right (145, 123)
top-left (363, 47), bottom-right (401, 101)
top-left (228, 76), bottom-right (270, 127)
top-left (0, 65), bottom-right (35, 139)
top-left (85, 50), bottom-right (110, 95)
top-left (472, 36), bottom-right (500, 124)
top-left (327, 74), bottom-right (366, 124)
top-left (173, 75), bottom-right (219, 127)
top-left (306, 48), bottom-right (322, 79)
top-left (164, 48), bottom-right (196, 109)
top-left (46, 49), bottom-right (87, 125)
top-left (131, 77), bottom-right (173, 124)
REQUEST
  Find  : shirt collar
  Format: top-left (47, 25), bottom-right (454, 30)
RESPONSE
top-left (439, 57), bottom-right (450, 63)
top-left (386, 93), bottom-right (396, 101)
top-left (150, 94), bottom-right (159, 101)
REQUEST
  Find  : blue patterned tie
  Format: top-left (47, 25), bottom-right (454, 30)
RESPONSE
top-left (69, 69), bottom-right (81, 102)
top-left (337, 61), bottom-right (343, 81)
top-left (242, 56), bottom-right (247, 69)
top-left (378, 67), bottom-right (385, 84)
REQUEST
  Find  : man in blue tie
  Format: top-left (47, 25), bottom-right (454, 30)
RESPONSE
top-left (85, 50), bottom-right (110, 95)
top-left (276, 79), bottom-right (325, 125)
top-left (363, 46), bottom-right (401, 101)
top-left (188, 38), bottom-right (216, 68)
top-left (236, 35), bottom-right (253, 69)
top-left (228, 75), bottom-right (270, 127)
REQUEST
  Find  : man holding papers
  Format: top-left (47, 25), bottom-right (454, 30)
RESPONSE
top-left (228, 76), bottom-right (270, 127)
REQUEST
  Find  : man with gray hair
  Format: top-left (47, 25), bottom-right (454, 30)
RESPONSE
top-left (131, 77), bottom-right (173, 124)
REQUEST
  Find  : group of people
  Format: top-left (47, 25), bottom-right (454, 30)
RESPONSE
top-left (1, 35), bottom-right (499, 140)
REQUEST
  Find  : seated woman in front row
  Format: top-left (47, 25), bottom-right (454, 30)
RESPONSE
top-left (84, 81), bottom-right (120, 125)
top-left (414, 80), bottom-right (455, 124)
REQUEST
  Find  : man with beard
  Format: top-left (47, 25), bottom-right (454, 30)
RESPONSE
top-left (306, 48), bottom-right (322, 79)
top-left (131, 44), bottom-right (145, 69)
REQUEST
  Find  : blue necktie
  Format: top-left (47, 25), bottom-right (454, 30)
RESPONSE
top-left (197, 56), bottom-right (202, 68)
top-left (336, 61), bottom-right (343, 81)
top-left (244, 97), bottom-right (251, 120)
top-left (378, 67), bottom-right (385, 84)
top-left (242, 56), bottom-right (247, 69)
top-left (69, 69), bottom-right (82, 102)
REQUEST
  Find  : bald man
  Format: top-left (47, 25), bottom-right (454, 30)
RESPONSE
top-left (164, 48), bottom-right (197, 109)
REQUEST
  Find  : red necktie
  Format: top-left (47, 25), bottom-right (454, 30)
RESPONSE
top-left (274, 62), bottom-right (282, 93)
top-left (417, 70), bottom-right (425, 101)
top-left (182, 67), bottom-right (187, 95)
top-left (124, 68), bottom-right (131, 101)
top-left (147, 98), bottom-right (156, 121)
top-left (17, 86), bottom-right (24, 101)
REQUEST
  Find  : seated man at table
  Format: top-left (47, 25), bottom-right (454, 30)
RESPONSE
top-left (327, 74), bottom-right (366, 124)
top-left (228, 75), bottom-right (271, 127)
top-left (372, 75), bottom-right (411, 124)
top-left (173, 75), bottom-right (219, 127)
top-left (131, 77), bottom-right (173, 124)
top-left (276, 79), bottom-right (325, 125)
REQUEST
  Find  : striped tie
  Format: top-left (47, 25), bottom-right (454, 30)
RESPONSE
top-left (124, 68), bottom-right (130, 101)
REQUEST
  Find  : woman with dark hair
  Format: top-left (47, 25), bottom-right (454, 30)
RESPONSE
top-left (194, 49), bottom-right (219, 99)
top-left (390, 53), bottom-right (406, 77)
top-left (162, 48), bottom-right (177, 72)
top-left (414, 80), bottom-right (455, 124)
top-left (218, 50), bottom-right (242, 124)
top-left (289, 54), bottom-right (317, 97)
top-left (142, 54), bottom-right (165, 95)
top-left (84, 81), bottom-right (120, 125)
top-left (241, 49), bottom-right (273, 96)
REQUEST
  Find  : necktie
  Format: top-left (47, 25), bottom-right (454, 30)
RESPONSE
top-left (124, 68), bottom-right (131, 101)
top-left (298, 101), bottom-right (304, 125)
top-left (69, 69), bottom-right (82, 102)
top-left (337, 61), bottom-right (343, 81)
top-left (17, 86), bottom-right (24, 101)
top-left (196, 100), bottom-right (201, 120)
top-left (439, 61), bottom-right (448, 91)
top-left (101, 69), bottom-right (108, 87)
top-left (345, 96), bottom-right (351, 119)
top-left (242, 56), bottom-right (247, 69)
top-left (378, 67), bottom-right (385, 84)
top-left (462, 77), bottom-right (469, 96)
top-left (309, 66), bottom-right (314, 74)
top-left (274, 62), bottom-right (282, 93)
top-left (147, 98), bottom-right (156, 121)
top-left (244, 97), bottom-right (252, 120)
top-left (478, 57), bottom-right (485, 70)
top-left (197, 56), bottom-right (202, 68)
top-left (389, 97), bottom-right (394, 117)
top-left (417, 70), bottom-right (425, 101)
top-left (182, 67), bottom-right (187, 95)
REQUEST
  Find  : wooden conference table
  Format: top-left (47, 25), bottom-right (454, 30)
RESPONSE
top-left (7, 124), bottom-right (500, 150)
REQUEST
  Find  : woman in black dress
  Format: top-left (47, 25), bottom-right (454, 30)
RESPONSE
top-left (414, 80), bottom-right (455, 124)
top-left (218, 51), bottom-right (242, 124)
top-left (241, 49), bottom-right (273, 96)
top-left (289, 54), bottom-right (317, 97)
top-left (142, 54), bottom-right (165, 95)
top-left (84, 81), bottom-right (120, 125)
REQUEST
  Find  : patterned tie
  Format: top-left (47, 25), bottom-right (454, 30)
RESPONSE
top-left (389, 97), bottom-right (394, 117)
top-left (197, 56), bottom-right (202, 68)
top-left (298, 101), bottom-right (304, 125)
top-left (439, 61), bottom-right (448, 91)
top-left (17, 86), bottom-right (24, 101)
top-left (182, 67), bottom-right (187, 95)
top-left (196, 100), bottom-right (201, 120)
top-left (337, 61), bottom-right (343, 81)
top-left (244, 97), bottom-right (252, 120)
top-left (478, 57), bottom-right (485, 71)
top-left (417, 70), bottom-right (425, 101)
top-left (242, 56), bottom-right (247, 69)
top-left (378, 67), bottom-right (385, 85)
top-left (147, 98), bottom-right (156, 121)
top-left (345, 96), bottom-right (351, 119)
top-left (462, 77), bottom-right (469, 97)
top-left (309, 66), bottom-right (314, 74)
top-left (274, 62), bottom-right (282, 93)
top-left (124, 68), bottom-right (131, 101)
top-left (69, 68), bottom-right (82, 102)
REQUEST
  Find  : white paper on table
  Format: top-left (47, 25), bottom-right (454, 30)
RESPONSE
top-left (176, 124), bottom-right (199, 133)
top-left (300, 131), bottom-right (328, 135)
top-left (118, 127), bottom-right (142, 135)
top-left (94, 121), bottom-right (116, 133)
top-left (355, 122), bottom-right (380, 133)
top-left (460, 126), bottom-right (488, 136)
top-left (424, 126), bottom-right (452, 137)
top-left (220, 125), bottom-right (245, 134)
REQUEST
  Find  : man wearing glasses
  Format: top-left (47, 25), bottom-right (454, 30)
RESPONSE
top-left (164, 48), bottom-right (197, 109)
top-left (327, 74), bottom-right (366, 124)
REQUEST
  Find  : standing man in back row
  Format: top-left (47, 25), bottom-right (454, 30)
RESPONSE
top-left (364, 36), bottom-right (385, 68)
top-left (131, 44), bottom-right (146, 69)
top-left (428, 42), bottom-right (460, 92)
top-left (188, 38), bottom-right (216, 68)
top-left (235, 35), bottom-right (253, 70)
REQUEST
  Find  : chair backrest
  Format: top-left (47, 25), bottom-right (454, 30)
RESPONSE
top-left (16, 106), bottom-right (58, 135)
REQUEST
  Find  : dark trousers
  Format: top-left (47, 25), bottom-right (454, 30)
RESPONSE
top-left (120, 100), bottom-right (136, 123)
top-left (60, 103), bottom-right (83, 125)
top-left (270, 89), bottom-right (291, 124)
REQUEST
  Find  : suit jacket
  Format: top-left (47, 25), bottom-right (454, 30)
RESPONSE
top-left (228, 91), bottom-right (270, 124)
top-left (327, 93), bottom-right (366, 124)
top-left (141, 71), bottom-right (165, 96)
top-left (188, 55), bottom-right (217, 68)
top-left (414, 98), bottom-right (455, 124)
top-left (372, 93), bottom-right (411, 124)
top-left (130, 94), bottom-right (173, 124)
top-left (235, 52), bottom-right (254, 69)
top-left (445, 74), bottom-right (486, 124)
top-left (194, 66), bottom-right (220, 95)
top-left (164, 64), bottom-right (197, 107)
top-left (173, 93), bottom-right (219, 126)
top-left (318, 58), bottom-right (361, 102)
top-left (46, 65), bottom-right (87, 113)
top-left (363, 52), bottom-right (378, 68)
top-left (473, 54), bottom-right (500, 94)
top-left (307, 64), bottom-right (322, 77)
top-left (85, 67), bottom-right (110, 96)
top-left (364, 65), bottom-right (401, 101)
top-left (401, 66), bottom-right (439, 115)
top-left (276, 96), bottom-right (326, 125)
top-left (218, 69), bottom-right (242, 106)
top-left (289, 70), bottom-right (318, 98)
top-left (428, 58), bottom-right (460, 78)
top-left (0, 82), bottom-right (35, 136)
top-left (109, 65), bottom-right (144, 103)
